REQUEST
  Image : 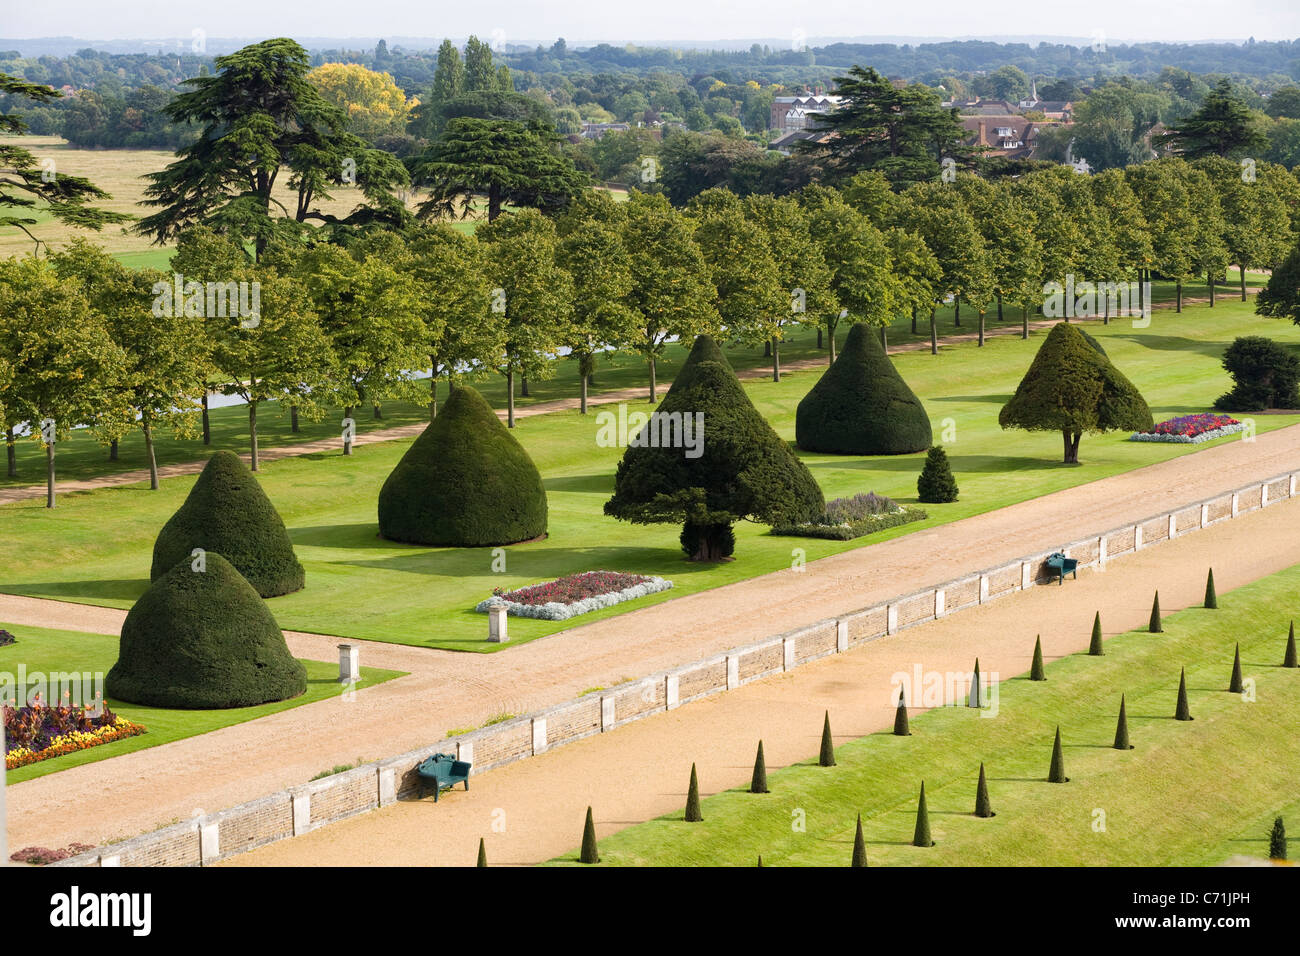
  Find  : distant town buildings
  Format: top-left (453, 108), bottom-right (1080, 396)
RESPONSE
top-left (769, 94), bottom-right (843, 133)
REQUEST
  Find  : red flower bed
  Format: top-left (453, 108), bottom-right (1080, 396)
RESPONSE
top-left (1145, 413), bottom-right (1238, 437)
top-left (492, 571), bottom-right (653, 607)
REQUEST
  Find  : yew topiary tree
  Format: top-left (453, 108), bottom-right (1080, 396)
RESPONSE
top-left (999, 321), bottom-right (1153, 464)
top-left (917, 446), bottom-right (959, 504)
top-left (152, 451), bottom-right (304, 597)
top-left (796, 323), bottom-right (932, 455)
top-left (1213, 336), bottom-right (1300, 411)
top-left (379, 384), bottom-right (547, 546)
top-left (604, 347), bottom-right (824, 562)
top-left (108, 552), bottom-right (306, 708)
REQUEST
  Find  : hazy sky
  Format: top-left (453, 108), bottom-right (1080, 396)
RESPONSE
top-left (4, 0), bottom-right (1299, 45)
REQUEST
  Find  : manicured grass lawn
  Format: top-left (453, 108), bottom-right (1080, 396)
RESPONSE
top-left (0, 621), bottom-right (405, 784)
top-left (1, 297), bottom-right (1297, 652)
top-left (546, 562), bottom-right (1300, 866)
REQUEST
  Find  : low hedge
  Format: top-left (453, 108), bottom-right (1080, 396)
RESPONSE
top-left (770, 506), bottom-right (928, 540)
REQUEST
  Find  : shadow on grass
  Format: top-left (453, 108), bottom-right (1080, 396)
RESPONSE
top-left (2, 579), bottom-right (145, 602)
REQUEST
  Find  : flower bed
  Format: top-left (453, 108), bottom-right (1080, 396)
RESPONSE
top-left (10, 843), bottom-right (95, 866)
top-left (475, 570), bottom-right (674, 621)
top-left (771, 492), bottom-right (929, 541)
top-left (4, 699), bottom-right (147, 771)
top-left (1130, 413), bottom-right (1244, 444)
top-left (0, 629), bottom-right (15, 647)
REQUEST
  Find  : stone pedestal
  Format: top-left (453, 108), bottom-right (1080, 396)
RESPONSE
top-left (487, 601), bottom-right (509, 643)
top-left (338, 644), bottom-right (359, 683)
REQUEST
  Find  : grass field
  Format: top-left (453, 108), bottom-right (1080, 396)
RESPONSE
top-left (546, 562), bottom-right (1300, 866)
top-left (0, 620), bottom-right (405, 784)
top-left (1, 296), bottom-right (1297, 652)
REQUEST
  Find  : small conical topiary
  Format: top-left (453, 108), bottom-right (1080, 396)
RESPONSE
top-left (750, 740), bottom-right (769, 793)
top-left (1030, 635), bottom-right (1047, 681)
top-left (661, 333), bottom-right (736, 402)
top-left (579, 806), bottom-right (599, 864)
top-left (1048, 726), bottom-right (1069, 782)
top-left (1286, 622), bottom-right (1298, 668)
top-left (1089, 612), bottom-right (1104, 656)
top-left (968, 658), bottom-right (983, 708)
top-left (893, 687), bottom-right (911, 736)
top-left (1204, 568), bottom-right (1218, 609)
top-left (379, 385), bottom-right (548, 546)
top-left (107, 552), bottom-right (307, 709)
top-left (974, 763), bottom-right (994, 817)
top-left (1229, 643), bottom-right (1244, 694)
top-left (851, 814), bottom-right (868, 867)
top-left (1148, 591), bottom-right (1163, 633)
top-left (1268, 817), bottom-right (1287, 861)
top-left (476, 838), bottom-right (487, 867)
top-left (757, 855), bottom-right (763, 867)
top-left (796, 322), bottom-right (932, 455)
top-left (912, 782), bottom-right (934, 847)
top-left (916, 445), bottom-right (959, 504)
top-left (819, 711), bottom-right (836, 767)
top-left (684, 763), bottom-right (703, 822)
top-left (151, 450), bottom-right (304, 597)
top-left (1113, 694), bottom-right (1133, 749)
top-left (1175, 667), bottom-right (1193, 720)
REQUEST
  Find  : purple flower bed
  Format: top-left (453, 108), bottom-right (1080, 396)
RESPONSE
top-left (1131, 413), bottom-right (1244, 444)
top-left (476, 570), bottom-right (674, 621)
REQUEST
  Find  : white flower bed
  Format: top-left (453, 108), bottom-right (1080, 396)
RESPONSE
top-left (1129, 423), bottom-right (1246, 444)
top-left (475, 576), bottom-right (674, 621)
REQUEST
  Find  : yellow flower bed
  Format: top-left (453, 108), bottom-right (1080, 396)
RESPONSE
top-left (5, 716), bottom-right (147, 770)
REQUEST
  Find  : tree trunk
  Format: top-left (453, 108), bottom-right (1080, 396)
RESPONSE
top-left (373, 404), bottom-right (382, 419)
top-left (143, 421), bottom-right (159, 490)
top-left (109, 438), bottom-right (118, 461)
top-left (685, 521), bottom-right (731, 562)
top-left (506, 370), bottom-right (516, 428)
top-left (977, 311), bottom-right (985, 347)
top-left (817, 328), bottom-right (823, 349)
top-left (763, 340), bottom-right (771, 358)
top-left (879, 326), bottom-right (887, 352)
top-left (343, 406), bottom-right (354, 456)
top-left (429, 357), bottom-right (439, 420)
top-left (997, 293), bottom-right (1003, 322)
top-left (6, 427), bottom-right (15, 478)
top-left (930, 309), bottom-right (938, 355)
top-left (772, 337), bottom-right (781, 382)
top-left (1208, 271), bottom-right (1215, 307)
top-left (290, 405), bottom-right (300, 433)
top-left (45, 437), bottom-right (56, 509)
top-left (648, 356), bottom-right (657, 403)
top-left (1022, 305), bottom-right (1029, 340)
top-left (521, 376), bottom-right (530, 398)
top-left (1240, 264), bottom-right (1247, 301)
top-left (828, 324), bottom-right (837, 363)
top-left (954, 297), bottom-right (961, 327)
top-left (1062, 429), bottom-right (1082, 465)
top-left (580, 375), bottom-right (589, 414)
top-left (1176, 279), bottom-right (1182, 313)
top-left (911, 307), bottom-right (918, 334)
top-left (202, 393), bottom-right (211, 445)
top-left (1103, 293), bottom-right (1110, 325)
top-left (249, 401), bottom-right (260, 472)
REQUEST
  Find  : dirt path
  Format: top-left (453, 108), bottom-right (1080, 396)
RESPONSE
top-left (231, 492), bottom-right (1300, 867)
top-left (4, 421), bottom-right (1300, 852)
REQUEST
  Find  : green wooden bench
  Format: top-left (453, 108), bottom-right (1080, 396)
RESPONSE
top-left (1046, 552), bottom-right (1077, 585)
top-left (416, 752), bottom-right (471, 802)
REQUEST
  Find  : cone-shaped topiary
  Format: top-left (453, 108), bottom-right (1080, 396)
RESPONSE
top-left (1175, 667), bottom-right (1193, 720)
top-left (851, 814), bottom-right (868, 866)
top-left (661, 333), bottom-right (736, 402)
top-left (1089, 612), bottom-right (1104, 656)
top-left (975, 763), bottom-right (994, 817)
top-left (757, 855), bottom-right (763, 867)
top-left (1286, 622), bottom-right (1297, 668)
top-left (379, 385), bottom-right (547, 546)
top-left (1229, 643), bottom-right (1244, 694)
top-left (150, 450), bottom-right (304, 597)
top-left (968, 658), bottom-right (983, 708)
top-left (476, 838), bottom-right (487, 867)
top-left (685, 763), bottom-right (703, 822)
top-left (912, 781), bottom-right (934, 846)
top-left (999, 320), bottom-right (1153, 464)
top-left (795, 323), bottom-right (932, 455)
top-left (1149, 591), bottom-right (1163, 633)
top-left (750, 740), bottom-right (769, 793)
top-left (1204, 568), bottom-right (1218, 609)
top-left (1269, 817), bottom-right (1287, 860)
top-left (579, 806), bottom-right (599, 864)
top-left (893, 687), bottom-right (911, 736)
top-left (819, 711), bottom-right (836, 767)
top-left (605, 348), bottom-right (824, 562)
top-left (108, 552), bottom-right (306, 708)
top-left (1048, 726), bottom-right (1069, 782)
top-left (916, 445), bottom-right (959, 504)
top-left (1030, 635), bottom-right (1047, 681)
top-left (1113, 694), bottom-right (1133, 750)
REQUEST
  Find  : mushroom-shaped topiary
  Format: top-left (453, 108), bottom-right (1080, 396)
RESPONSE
top-left (379, 384), bottom-right (547, 546)
top-left (151, 450), bottom-right (304, 597)
top-left (796, 323), bottom-right (932, 455)
top-left (108, 552), bottom-right (306, 709)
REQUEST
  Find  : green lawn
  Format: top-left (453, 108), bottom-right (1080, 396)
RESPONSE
top-left (1, 296), bottom-right (1297, 652)
top-left (0, 621), bottom-right (405, 784)
top-left (546, 562), bottom-right (1300, 866)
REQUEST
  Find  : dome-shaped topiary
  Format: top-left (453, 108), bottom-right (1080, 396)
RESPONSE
top-left (151, 451), bottom-right (304, 597)
top-left (796, 323), bottom-right (932, 455)
top-left (107, 552), bottom-right (306, 709)
top-left (379, 384), bottom-right (547, 546)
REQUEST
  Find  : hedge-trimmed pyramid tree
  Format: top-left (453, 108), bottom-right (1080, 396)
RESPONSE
top-left (1269, 817), bottom-right (1287, 861)
top-left (476, 838), bottom-right (487, 867)
top-left (750, 741), bottom-right (769, 794)
top-left (662, 333), bottom-right (735, 400)
top-left (795, 323), bottom-right (932, 455)
top-left (893, 688), bottom-right (911, 736)
top-left (999, 321), bottom-right (1154, 464)
top-left (819, 711), bottom-right (836, 767)
top-left (1149, 592), bottom-right (1163, 633)
top-left (968, 658), bottom-right (984, 708)
top-left (851, 814), bottom-right (868, 867)
top-left (974, 763), bottom-right (994, 817)
top-left (1229, 643), bottom-right (1244, 694)
top-left (108, 552), bottom-right (307, 708)
top-left (379, 385), bottom-right (547, 546)
top-left (1204, 568), bottom-right (1218, 609)
top-left (1089, 612), bottom-right (1104, 656)
top-left (684, 763), bottom-right (703, 822)
top-left (1113, 694), bottom-right (1133, 749)
top-left (917, 445), bottom-right (959, 504)
top-left (1048, 726), bottom-right (1069, 782)
top-left (912, 782), bottom-right (934, 847)
top-left (1030, 635), bottom-right (1047, 681)
top-left (605, 344), bottom-right (824, 561)
top-left (1175, 667), bottom-right (1194, 720)
top-left (579, 806), bottom-right (599, 864)
top-left (151, 450), bottom-right (304, 597)
top-left (1285, 622), bottom-right (1297, 668)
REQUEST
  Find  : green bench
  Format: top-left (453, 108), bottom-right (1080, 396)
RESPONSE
top-left (416, 752), bottom-right (471, 802)
top-left (1046, 552), bottom-right (1077, 585)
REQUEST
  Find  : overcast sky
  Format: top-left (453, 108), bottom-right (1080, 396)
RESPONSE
top-left (4, 0), bottom-right (1299, 46)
